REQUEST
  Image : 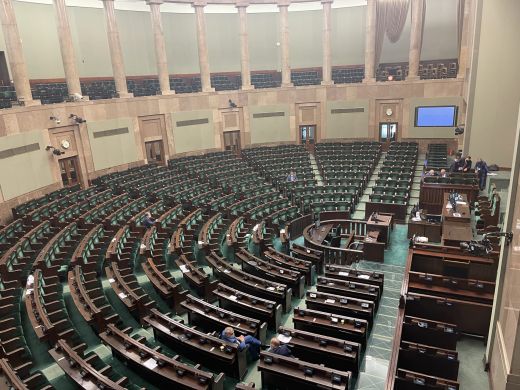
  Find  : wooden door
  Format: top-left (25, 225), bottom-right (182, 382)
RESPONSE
top-left (59, 157), bottom-right (80, 187)
top-left (145, 140), bottom-right (165, 164)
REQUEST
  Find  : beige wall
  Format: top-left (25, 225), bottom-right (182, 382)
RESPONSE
top-left (248, 12), bottom-right (279, 71)
top-left (171, 110), bottom-right (216, 153)
top-left (405, 96), bottom-right (463, 139)
top-left (325, 100), bottom-right (369, 139)
top-left (86, 118), bottom-right (140, 171)
top-left (289, 10), bottom-right (322, 69)
top-left (68, 7), bottom-right (112, 78)
top-left (249, 104), bottom-right (292, 144)
top-left (331, 6), bottom-right (366, 67)
top-left (0, 129), bottom-right (54, 201)
top-left (465, 0), bottom-right (520, 168)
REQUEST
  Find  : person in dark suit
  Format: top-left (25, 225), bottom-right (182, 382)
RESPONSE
top-left (143, 212), bottom-right (155, 229)
top-left (449, 153), bottom-right (464, 173)
top-left (475, 158), bottom-right (489, 191)
top-left (221, 327), bottom-right (262, 360)
top-left (462, 156), bottom-right (473, 172)
top-left (268, 337), bottom-right (293, 357)
top-left (440, 169), bottom-right (448, 178)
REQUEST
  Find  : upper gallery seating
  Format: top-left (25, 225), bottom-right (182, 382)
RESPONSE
top-left (376, 59), bottom-right (458, 81)
top-left (332, 66), bottom-right (365, 84)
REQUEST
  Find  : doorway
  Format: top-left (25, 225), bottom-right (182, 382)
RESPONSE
top-left (379, 122), bottom-right (398, 150)
top-left (299, 125), bottom-right (316, 152)
top-left (145, 140), bottom-right (165, 165)
top-left (223, 131), bottom-right (241, 155)
top-left (59, 157), bottom-right (80, 187)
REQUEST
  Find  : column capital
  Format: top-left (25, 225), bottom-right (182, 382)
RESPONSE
top-left (101, 0), bottom-right (115, 3)
top-left (146, 0), bottom-right (164, 5)
top-left (235, 1), bottom-right (249, 8)
top-left (277, 0), bottom-right (290, 8)
top-left (192, 0), bottom-right (207, 7)
top-left (321, 0), bottom-right (333, 4)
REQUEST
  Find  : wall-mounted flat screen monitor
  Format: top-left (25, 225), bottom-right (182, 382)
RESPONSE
top-left (415, 106), bottom-right (458, 127)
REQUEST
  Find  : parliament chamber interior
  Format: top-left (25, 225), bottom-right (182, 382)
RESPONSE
top-left (0, 0), bottom-right (519, 389)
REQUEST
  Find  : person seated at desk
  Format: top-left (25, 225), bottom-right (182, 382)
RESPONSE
top-left (143, 212), bottom-right (155, 229)
top-left (424, 169), bottom-right (436, 177)
top-left (286, 170), bottom-right (298, 182)
top-left (440, 169), bottom-right (448, 178)
top-left (221, 327), bottom-right (262, 360)
top-left (268, 337), bottom-right (293, 357)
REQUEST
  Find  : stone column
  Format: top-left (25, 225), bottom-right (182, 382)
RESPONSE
top-left (53, 0), bottom-right (84, 98)
top-left (457, 0), bottom-right (471, 79)
top-left (407, 0), bottom-right (425, 80)
top-left (237, 2), bottom-right (253, 90)
top-left (278, 1), bottom-right (293, 87)
top-left (193, 1), bottom-right (214, 92)
top-left (102, 0), bottom-right (132, 98)
top-left (363, 0), bottom-right (376, 83)
top-left (321, 0), bottom-right (333, 85)
top-left (148, 0), bottom-right (173, 95)
top-left (0, 0), bottom-right (39, 105)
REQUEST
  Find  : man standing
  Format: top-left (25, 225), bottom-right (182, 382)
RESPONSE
top-left (220, 327), bottom-right (262, 360)
top-left (475, 158), bottom-right (489, 191)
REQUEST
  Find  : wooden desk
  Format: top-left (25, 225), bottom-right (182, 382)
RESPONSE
top-left (366, 213), bottom-right (393, 246)
top-left (442, 193), bottom-right (470, 223)
top-left (258, 351), bottom-right (351, 390)
top-left (407, 220), bottom-right (442, 242)
top-left (309, 224), bottom-right (333, 244)
top-left (442, 222), bottom-right (472, 247)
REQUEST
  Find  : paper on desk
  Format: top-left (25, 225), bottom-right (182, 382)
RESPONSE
top-left (445, 204), bottom-right (453, 209)
top-left (278, 334), bottom-right (292, 343)
top-left (179, 265), bottom-right (189, 273)
top-left (325, 299), bottom-right (336, 304)
top-left (358, 275), bottom-right (370, 280)
top-left (229, 295), bottom-right (238, 301)
top-left (267, 287), bottom-right (275, 291)
top-left (118, 292), bottom-right (127, 299)
top-left (338, 271), bottom-right (349, 276)
top-left (108, 278), bottom-right (115, 283)
top-left (143, 358), bottom-right (158, 370)
top-left (456, 201), bottom-right (467, 205)
top-left (411, 217), bottom-right (421, 222)
top-left (453, 213), bottom-right (462, 218)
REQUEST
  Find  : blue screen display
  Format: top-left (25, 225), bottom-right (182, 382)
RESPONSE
top-left (415, 106), bottom-right (457, 127)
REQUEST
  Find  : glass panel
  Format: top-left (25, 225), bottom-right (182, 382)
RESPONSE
top-left (145, 143), bottom-right (153, 160)
top-left (69, 160), bottom-right (78, 182)
top-left (390, 124), bottom-right (397, 141)
top-left (380, 124), bottom-right (388, 140)
top-left (301, 127), bottom-right (307, 141)
top-left (308, 126), bottom-right (315, 140)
